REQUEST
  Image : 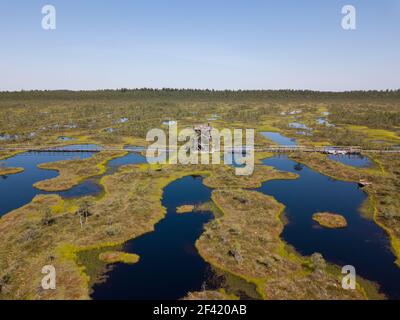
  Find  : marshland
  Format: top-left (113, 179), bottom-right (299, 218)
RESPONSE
top-left (0, 89), bottom-right (400, 300)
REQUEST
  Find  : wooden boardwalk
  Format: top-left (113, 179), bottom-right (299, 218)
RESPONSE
top-left (1, 145), bottom-right (400, 154)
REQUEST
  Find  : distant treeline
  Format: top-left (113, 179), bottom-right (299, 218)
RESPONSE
top-left (1, 88), bottom-right (400, 102)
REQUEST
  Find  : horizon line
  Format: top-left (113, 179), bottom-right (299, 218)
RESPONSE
top-left (1, 88), bottom-right (400, 94)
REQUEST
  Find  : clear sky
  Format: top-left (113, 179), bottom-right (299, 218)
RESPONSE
top-left (0, 0), bottom-right (399, 91)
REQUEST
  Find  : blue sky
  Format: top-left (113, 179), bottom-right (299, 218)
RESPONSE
top-left (0, 0), bottom-right (399, 91)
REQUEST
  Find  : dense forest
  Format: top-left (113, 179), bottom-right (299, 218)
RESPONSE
top-left (1, 89), bottom-right (399, 144)
top-left (1, 88), bottom-right (400, 102)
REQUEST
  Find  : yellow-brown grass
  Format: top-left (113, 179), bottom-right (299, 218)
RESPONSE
top-left (98, 251), bottom-right (139, 264)
top-left (0, 167), bottom-right (24, 175)
top-left (312, 212), bottom-right (348, 229)
top-left (196, 189), bottom-right (369, 300)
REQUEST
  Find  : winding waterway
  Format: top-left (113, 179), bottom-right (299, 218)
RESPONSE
top-left (91, 175), bottom-right (214, 300)
top-left (1, 136), bottom-right (400, 299)
top-left (1, 147), bottom-right (218, 299)
top-left (259, 132), bottom-right (400, 299)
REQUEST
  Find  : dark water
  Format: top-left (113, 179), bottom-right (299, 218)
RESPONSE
top-left (328, 154), bottom-right (372, 168)
top-left (106, 152), bottom-right (147, 174)
top-left (91, 175), bottom-right (214, 300)
top-left (0, 149), bottom-right (93, 216)
top-left (56, 180), bottom-right (104, 199)
top-left (259, 132), bottom-right (400, 299)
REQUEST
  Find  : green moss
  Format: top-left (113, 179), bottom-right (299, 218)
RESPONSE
top-left (347, 125), bottom-right (400, 143)
top-left (211, 266), bottom-right (262, 300)
top-left (75, 245), bottom-right (122, 289)
top-left (359, 198), bottom-right (375, 221)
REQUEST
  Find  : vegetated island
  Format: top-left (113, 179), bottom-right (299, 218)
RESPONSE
top-left (0, 167), bottom-right (24, 176)
top-left (99, 251), bottom-right (140, 265)
top-left (312, 212), bottom-right (348, 229)
top-left (176, 205), bottom-right (195, 214)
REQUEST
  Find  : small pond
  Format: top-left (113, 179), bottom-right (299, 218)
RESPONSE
top-left (261, 132), bottom-right (297, 146)
top-left (328, 154), bottom-right (372, 168)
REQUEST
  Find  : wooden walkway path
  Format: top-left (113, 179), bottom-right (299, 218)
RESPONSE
top-left (1, 146), bottom-right (400, 154)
